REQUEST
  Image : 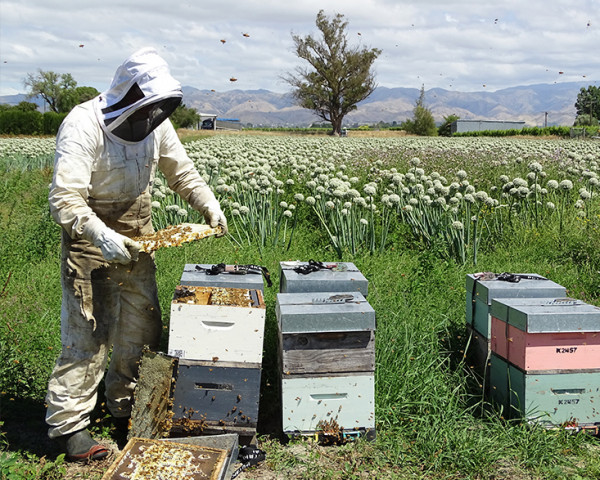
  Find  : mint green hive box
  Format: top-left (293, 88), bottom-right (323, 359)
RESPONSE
top-left (489, 353), bottom-right (600, 429)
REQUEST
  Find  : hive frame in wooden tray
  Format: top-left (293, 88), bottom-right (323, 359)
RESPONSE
top-left (101, 437), bottom-right (228, 480)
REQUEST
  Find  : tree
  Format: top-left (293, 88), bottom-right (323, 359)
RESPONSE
top-left (24, 69), bottom-right (77, 113)
top-left (574, 86), bottom-right (600, 124)
top-left (170, 104), bottom-right (201, 129)
top-left (438, 114), bottom-right (460, 136)
top-left (56, 86), bottom-right (100, 113)
top-left (402, 85), bottom-right (437, 136)
top-left (284, 10), bottom-right (381, 136)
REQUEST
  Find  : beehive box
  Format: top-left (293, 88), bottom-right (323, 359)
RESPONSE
top-left (181, 264), bottom-right (265, 292)
top-left (101, 437), bottom-right (228, 480)
top-left (466, 274), bottom-right (566, 339)
top-left (279, 261), bottom-right (368, 297)
top-left (489, 353), bottom-right (600, 428)
top-left (490, 297), bottom-right (600, 371)
top-left (276, 292), bottom-right (375, 334)
top-left (282, 373), bottom-right (375, 434)
top-left (168, 285), bottom-right (266, 363)
top-left (171, 359), bottom-right (261, 432)
top-left (465, 324), bottom-right (491, 387)
top-left (277, 292), bottom-right (375, 375)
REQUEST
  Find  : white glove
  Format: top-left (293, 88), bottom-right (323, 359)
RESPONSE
top-left (93, 229), bottom-right (141, 264)
top-left (204, 200), bottom-right (228, 236)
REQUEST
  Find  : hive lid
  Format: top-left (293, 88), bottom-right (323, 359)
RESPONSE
top-left (276, 291), bottom-right (375, 333)
top-left (466, 273), bottom-right (566, 305)
top-left (491, 297), bottom-right (600, 333)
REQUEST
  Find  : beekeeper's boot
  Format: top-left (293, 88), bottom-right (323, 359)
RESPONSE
top-left (56, 429), bottom-right (109, 462)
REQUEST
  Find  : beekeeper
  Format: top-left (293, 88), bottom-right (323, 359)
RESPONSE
top-left (45, 47), bottom-right (227, 461)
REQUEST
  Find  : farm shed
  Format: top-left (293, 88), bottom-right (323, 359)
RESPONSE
top-left (200, 113), bottom-right (242, 131)
top-left (451, 119), bottom-right (526, 134)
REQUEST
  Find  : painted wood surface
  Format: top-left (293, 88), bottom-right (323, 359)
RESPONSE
top-left (281, 374), bottom-right (375, 433)
top-left (489, 353), bottom-right (600, 427)
top-left (168, 303), bottom-right (266, 363)
top-left (491, 316), bottom-right (600, 371)
top-left (172, 362), bottom-right (261, 428)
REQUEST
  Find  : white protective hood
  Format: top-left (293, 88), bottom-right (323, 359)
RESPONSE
top-left (94, 47), bottom-right (183, 143)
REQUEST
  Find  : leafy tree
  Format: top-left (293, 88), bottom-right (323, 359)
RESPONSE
top-left (574, 86), bottom-right (600, 124)
top-left (402, 85), bottom-right (437, 136)
top-left (170, 104), bottom-right (200, 129)
top-left (15, 101), bottom-right (39, 112)
top-left (24, 69), bottom-right (77, 113)
top-left (56, 86), bottom-right (99, 113)
top-left (438, 114), bottom-right (460, 136)
top-left (284, 10), bottom-right (381, 136)
top-left (573, 113), bottom-right (599, 127)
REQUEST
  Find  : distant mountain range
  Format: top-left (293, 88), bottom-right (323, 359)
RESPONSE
top-left (1, 81), bottom-right (591, 127)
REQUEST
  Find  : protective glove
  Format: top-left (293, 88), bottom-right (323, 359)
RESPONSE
top-left (203, 199), bottom-right (228, 236)
top-left (93, 229), bottom-right (141, 264)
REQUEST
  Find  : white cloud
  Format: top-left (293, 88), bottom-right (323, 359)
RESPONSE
top-left (0, 0), bottom-right (598, 97)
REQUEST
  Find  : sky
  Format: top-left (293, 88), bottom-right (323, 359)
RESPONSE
top-left (0, 0), bottom-right (599, 97)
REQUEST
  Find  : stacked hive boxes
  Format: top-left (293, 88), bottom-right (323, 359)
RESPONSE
top-left (489, 297), bottom-right (600, 429)
top-left (277, 261), bottom-right (375, 440)
top-left (167, 265), bottom-right (266, 440)
top-left (465, 273), bottom-right (566, 379)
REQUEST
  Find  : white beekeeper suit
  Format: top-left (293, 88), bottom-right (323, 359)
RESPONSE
top-left (45, 47), bottom-right (226, 450)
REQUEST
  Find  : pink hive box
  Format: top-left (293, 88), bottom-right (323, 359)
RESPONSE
top-left (490, 297), bottom-right (600, 372)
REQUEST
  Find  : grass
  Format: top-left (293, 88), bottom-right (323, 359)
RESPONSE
top-left (1, 137), bottom-right (600, 479)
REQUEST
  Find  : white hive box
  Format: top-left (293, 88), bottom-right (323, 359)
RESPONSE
top-left (168, 285), bottom-right (266, 364)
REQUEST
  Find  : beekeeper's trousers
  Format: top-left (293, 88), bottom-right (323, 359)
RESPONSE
top-left (45, 246), bottom-right (162, 439)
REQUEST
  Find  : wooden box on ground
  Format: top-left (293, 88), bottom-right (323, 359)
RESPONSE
top-left (465, 273), bottom-right (566, 339)
top-left (168, 285), bottom-right (266, 364)
top-left (181, 264), bottom-right (265, 293)
top-left (281, 373), bottom-right (375, 435)
top-left (276, 291), bottom-right (376, 439)
top-left (489, 353), bottom-right (600, 429)
top-left (171, 359), bottom-right (261, 434)
top-left (490, 297), bottom-right (600, 371)
top-left (279, 261), bottom-right (368, 297)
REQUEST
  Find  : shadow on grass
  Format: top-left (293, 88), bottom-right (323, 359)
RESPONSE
top-left (0, 395), bottom-right (61, 458)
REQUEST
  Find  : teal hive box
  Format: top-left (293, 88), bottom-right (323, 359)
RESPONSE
top-left (489, 353), bottom-right (600, 429)
top-left (279, 261), bottom-right (368, 297)
top-left (465, 274), bottom-right (566, 339)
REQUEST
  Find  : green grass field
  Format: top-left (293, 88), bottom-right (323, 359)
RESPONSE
top-left (1, 134), bottom-right (599, 479)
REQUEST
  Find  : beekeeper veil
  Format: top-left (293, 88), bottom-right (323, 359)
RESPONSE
top-left (95, 47), bottom-right (182, 143)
